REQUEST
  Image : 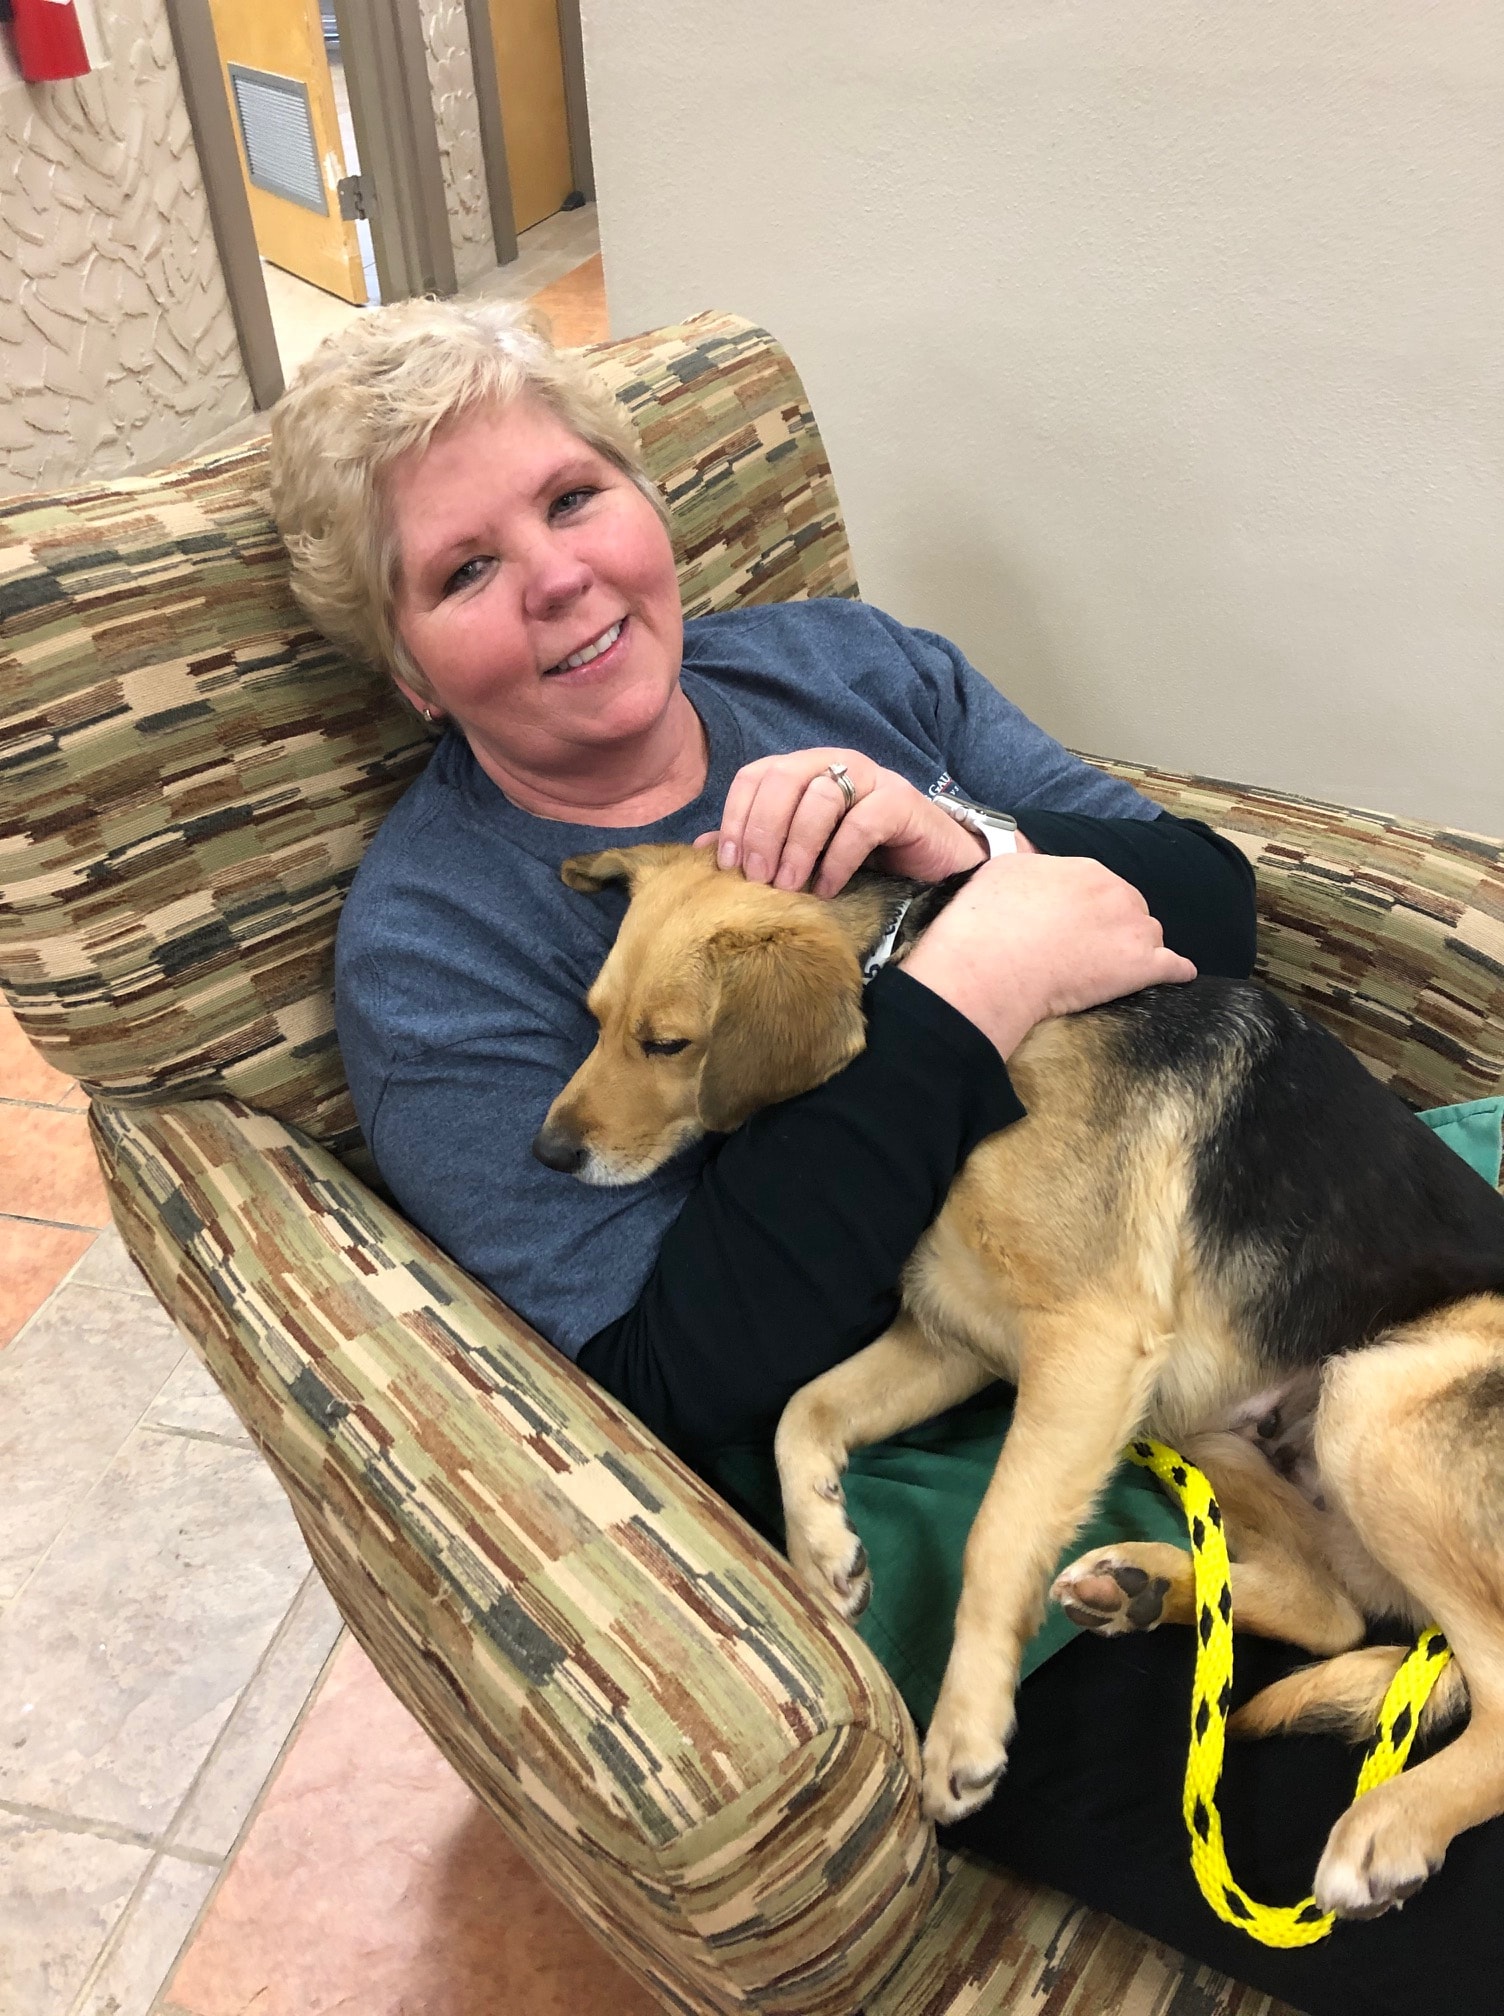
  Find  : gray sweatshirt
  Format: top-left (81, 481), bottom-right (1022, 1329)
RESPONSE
top-left (334, 598), bottom-right (1158, 1358)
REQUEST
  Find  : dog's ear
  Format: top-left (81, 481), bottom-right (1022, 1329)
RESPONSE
top-left (698, 920), bottom-right (866, 1134)
top-left (561, 844), bottom-right (684, 893)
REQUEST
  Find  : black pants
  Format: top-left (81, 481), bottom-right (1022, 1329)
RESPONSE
top-left (943, 1629), bottom-right (1492, 2016)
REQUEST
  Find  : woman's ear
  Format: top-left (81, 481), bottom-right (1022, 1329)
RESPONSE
top-left (698, 921), bottom-right (866, 1133)
top-left (394, 677), bottom-right (442, 720)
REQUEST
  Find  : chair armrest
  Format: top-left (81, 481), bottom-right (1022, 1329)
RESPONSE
top-left (1098, 757), bottom-right (1504, 1110)
top-left (89, 1093), bottom-right (936, 2016)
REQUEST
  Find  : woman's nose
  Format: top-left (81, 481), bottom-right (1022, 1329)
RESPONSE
top-left (523, 538), bottom-right (592, 617)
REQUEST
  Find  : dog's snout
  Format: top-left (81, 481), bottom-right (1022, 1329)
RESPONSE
top-left (532, 1121), bottom-right (586, 1174)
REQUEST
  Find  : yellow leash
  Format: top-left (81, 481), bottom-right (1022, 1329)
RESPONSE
top-left (1124, 1437), bottom-right (1454, 1947)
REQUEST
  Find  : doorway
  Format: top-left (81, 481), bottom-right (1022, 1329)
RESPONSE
top-left (170, 0), bottom-right (601, 410)
top-left (487, 0), bottom-right (577, 233)
top-left (205, 0), bottom-right (372, 381)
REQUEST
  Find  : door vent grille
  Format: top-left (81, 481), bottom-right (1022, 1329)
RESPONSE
top-left (228, 64), bottom-right (328, 216)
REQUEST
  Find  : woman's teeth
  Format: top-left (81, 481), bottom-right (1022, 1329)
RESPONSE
top-left (552, 620), bottom-right (623, 673)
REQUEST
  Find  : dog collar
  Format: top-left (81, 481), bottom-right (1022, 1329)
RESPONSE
top-left (862, 894), bottom-right (917, 982)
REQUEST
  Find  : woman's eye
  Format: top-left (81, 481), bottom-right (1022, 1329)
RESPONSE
top-left (641, 1036), bottom-right (691, 1058)
top-left (552, 486), bottom-right (598, 518)
top-left (442, 556), bottom-right (489, 597)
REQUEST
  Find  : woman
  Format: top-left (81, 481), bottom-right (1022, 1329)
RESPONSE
top-left (269, 299), bottom-right (1484, 2014)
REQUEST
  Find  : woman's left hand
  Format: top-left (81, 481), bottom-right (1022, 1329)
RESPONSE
top-left (697, 747), bottom-right (1030, 896)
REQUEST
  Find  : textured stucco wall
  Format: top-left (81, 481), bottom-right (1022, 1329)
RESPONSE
top-left (583, 2), bottom-right (1504, 835)
top-left (418, 0), bottom-right (495, 287)
top-left (0, 0), bottom-right (253, 498)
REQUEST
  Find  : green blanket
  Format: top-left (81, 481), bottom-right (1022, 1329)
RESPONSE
top-left (709, 1096), bottom-right (1504, 1727)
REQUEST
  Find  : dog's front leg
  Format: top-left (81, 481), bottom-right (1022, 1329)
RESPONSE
top-left (922, 1308), bottom-right (1162, 1823)
top-left (777, 1313), bottom-right (994, 1621)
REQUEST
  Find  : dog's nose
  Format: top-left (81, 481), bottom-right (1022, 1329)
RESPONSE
top-left (531, 1123), bottom-right (586, 1174)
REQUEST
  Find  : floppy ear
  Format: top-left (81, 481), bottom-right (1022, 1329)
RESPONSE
top-left (560, 844), bottom-right (685, 893)
top-left (698, 920), bottom-right (867, 1134)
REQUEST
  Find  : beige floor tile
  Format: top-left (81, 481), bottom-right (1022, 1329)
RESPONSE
top-left (142, 1350), bottom-right (252, 1446)
top-left (0, 1282), bottom-right (186, 1602)
top-left (0, 1216), bottom-right (95, 1350)
top-left (167, 1637), bottom-right (662, 2016)
top-left (262, 260), bottom-right (365, 386)
top-left (70, 1225), bottom-right (154, 1297)
top-left (72, 1850), bottom-right (219, 2016)
top-left (0, 1101), bottom-right (111, 1229)
top-left (460, 204), bottom-right (601, 309)
top-left (0, 1810), bottom-right (151, 2016)
top-left (0, 1424), bottom-right (312, 1837)
top-left (0, 1001), bottom-right (78, 1104)
top-left (171, 1574), bottom-right (344, 1861)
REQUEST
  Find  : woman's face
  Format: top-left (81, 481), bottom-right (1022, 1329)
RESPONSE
top-left (388, 397), bottom-right (684, 787)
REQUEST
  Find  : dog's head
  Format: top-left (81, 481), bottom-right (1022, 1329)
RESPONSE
top-left (533, 843), bottom-right (868, 1184)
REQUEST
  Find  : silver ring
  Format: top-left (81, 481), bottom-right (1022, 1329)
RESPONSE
top-left (825, 762), bottom-right (856, 813)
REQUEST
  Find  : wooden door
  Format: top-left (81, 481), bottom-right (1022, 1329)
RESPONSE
top-left (208, 0), bottom-right (367, 305)
top-left (488, 0), bottom-right (574, 233)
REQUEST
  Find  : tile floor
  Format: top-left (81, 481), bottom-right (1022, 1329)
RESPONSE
top-left (0, 229), bottom-right (653, 2016)
top-left (263, 202), bottom-right (604, 385)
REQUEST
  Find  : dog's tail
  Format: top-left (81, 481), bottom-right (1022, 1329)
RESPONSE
top-left (1230, 1644), bottom-right (1469, 1745)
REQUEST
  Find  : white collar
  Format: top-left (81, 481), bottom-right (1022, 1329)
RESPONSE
top-left (861, 894), bottom-right (916, 983)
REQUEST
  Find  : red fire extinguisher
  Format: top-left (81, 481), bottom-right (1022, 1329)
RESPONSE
top-left (7, 0), bottom-right (92, 82)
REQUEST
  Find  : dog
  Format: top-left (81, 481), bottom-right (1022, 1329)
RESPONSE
top-left (535, 841), bottom-right (1504, 1918)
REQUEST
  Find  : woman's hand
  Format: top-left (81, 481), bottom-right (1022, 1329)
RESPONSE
top-left (697, 748), bottom-right (1020, 896)
top-left (902, 855), bottom-right (1198, 1059)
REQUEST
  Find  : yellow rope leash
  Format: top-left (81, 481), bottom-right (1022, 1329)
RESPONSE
top-left (1123, 1437), bottom-right (1454, 1947)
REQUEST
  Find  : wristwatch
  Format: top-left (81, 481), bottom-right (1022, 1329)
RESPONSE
top-left (928, 782), bottom-right (1020, 858)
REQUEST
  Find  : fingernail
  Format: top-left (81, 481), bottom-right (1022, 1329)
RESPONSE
top-left (774, 862), bottom-right (800, 890)
top-left (718, 841), bottom-right (737, 869)
top-left (745, 851), bottom-right (767, 881)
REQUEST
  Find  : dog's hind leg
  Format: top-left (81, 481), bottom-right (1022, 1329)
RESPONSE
top-left (1308, 1301), bottom-right (1504, 1918)
top-left (776, 1313), bottom-right (994, 1621)
top-left (1052, 1429), bottom-right (1367, 1656)
top-left (921, 1296), bottom-right (1164, 1824)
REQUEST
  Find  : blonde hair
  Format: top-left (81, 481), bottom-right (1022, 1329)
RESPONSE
top-left (267, 297), bottom-right (666, 692)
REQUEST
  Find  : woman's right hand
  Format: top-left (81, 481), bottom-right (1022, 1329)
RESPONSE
top-left (901, 854), bottom-right (1197, 1058)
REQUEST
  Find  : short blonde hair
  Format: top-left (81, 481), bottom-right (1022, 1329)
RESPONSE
top-left (267, 297), bottom-right (667, 692)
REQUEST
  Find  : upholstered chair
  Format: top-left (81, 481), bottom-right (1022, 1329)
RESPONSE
top-left (2, 314), bottom-right (1500, 2016)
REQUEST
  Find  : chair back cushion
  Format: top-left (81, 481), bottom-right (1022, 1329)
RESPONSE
top-left (0, 313), bottom-right (857, 1153)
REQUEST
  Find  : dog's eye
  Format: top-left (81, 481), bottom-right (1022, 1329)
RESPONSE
top-left (641, 1037), bottom-right (691, 1058)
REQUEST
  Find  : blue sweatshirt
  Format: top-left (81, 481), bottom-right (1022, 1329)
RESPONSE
top-left (335, 598), bottom-right (1177, 1379)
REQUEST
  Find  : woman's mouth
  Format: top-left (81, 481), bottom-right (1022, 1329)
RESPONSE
top-left (545, 618), bottom-right (626, 676)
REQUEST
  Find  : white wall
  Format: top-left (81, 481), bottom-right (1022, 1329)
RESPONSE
top-left (582, 2), bottom-right (1503, 834)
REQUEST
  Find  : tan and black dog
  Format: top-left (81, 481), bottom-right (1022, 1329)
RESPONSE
top-left (535, 842), bottom-right (1504, 1918)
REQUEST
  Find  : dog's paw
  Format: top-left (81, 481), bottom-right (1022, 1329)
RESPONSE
top-left (1314, 1790), bottom-right (1444, 1919)
top-left (784, 1478), bottom-right (873, 1622)
top-left (1051, 1549), bottom-right (1174, 1635)
top-left (921, 1707), bottom-right (1012, 1825)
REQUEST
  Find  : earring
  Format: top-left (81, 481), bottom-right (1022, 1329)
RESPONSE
top-left (422, 706), bottom-right (435, 723)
